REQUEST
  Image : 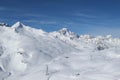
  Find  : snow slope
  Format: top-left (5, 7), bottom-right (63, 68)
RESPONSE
top-left (0, 22), bottom-right (120, 80)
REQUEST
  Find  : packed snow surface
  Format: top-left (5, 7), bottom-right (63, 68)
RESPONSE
top-left (0, 22), bottom-right (120, 80)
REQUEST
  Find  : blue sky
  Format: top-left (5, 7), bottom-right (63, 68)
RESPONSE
top-left (0, 0), bottom-right (120, 36)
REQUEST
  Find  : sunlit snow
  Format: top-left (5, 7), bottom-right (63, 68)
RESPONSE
top-left (0, 22), bottom-right (120, 80)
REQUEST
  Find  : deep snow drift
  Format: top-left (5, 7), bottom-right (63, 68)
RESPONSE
top-left (0, 22), bottom-right (120, 80)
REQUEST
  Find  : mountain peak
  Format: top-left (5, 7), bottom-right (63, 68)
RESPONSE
top-left (58, 28), bottom-right (71, 35)
top-left (0, 22), bottom-right (10, 27)
top-left (50, 28), bottom-right (79, 39)
top-left (12, 22), bottom-right (25, 33)
top-left (12, 21), bottom-right (24, 28)
top-left (58, 28), bottom-right (79, 37)
top-left (60, 28), bottom-right (69, 31)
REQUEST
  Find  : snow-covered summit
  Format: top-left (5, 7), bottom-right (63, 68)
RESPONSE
top-left (50, 28), bottom-right (79, 41)
top-left (0, 22), bottom-right (10, 27)
top-left (11, 22), bottom-right (26, 33)
top-left (58, 28), bottom-right (79, 38)
top-left (58, 28), bottom-right (70, 35)
top-left (12, 21), bottom-right (24, 28)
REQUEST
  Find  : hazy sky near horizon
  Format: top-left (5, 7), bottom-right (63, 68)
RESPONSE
top-left (0, 0), bottom-right (120, 36)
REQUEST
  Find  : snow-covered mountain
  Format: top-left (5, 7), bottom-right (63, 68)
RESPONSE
top-left (0, 22), bottom-right (120, 80)
top-left (50, 28), bottom-right (120, 50)
top-left (0, 23), bottom-right (10, 27)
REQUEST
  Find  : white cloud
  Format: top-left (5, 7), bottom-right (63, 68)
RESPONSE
top-left (24, 20), bottom-right (39, 23)
top-left (74, 13), bottom-right (96, 18)
top-left (39, 21), bottom-right (57, 24)
top-left (24, 14), bottom-right (47, 17)
top-left (24, 20), bottom-right (57, 25)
